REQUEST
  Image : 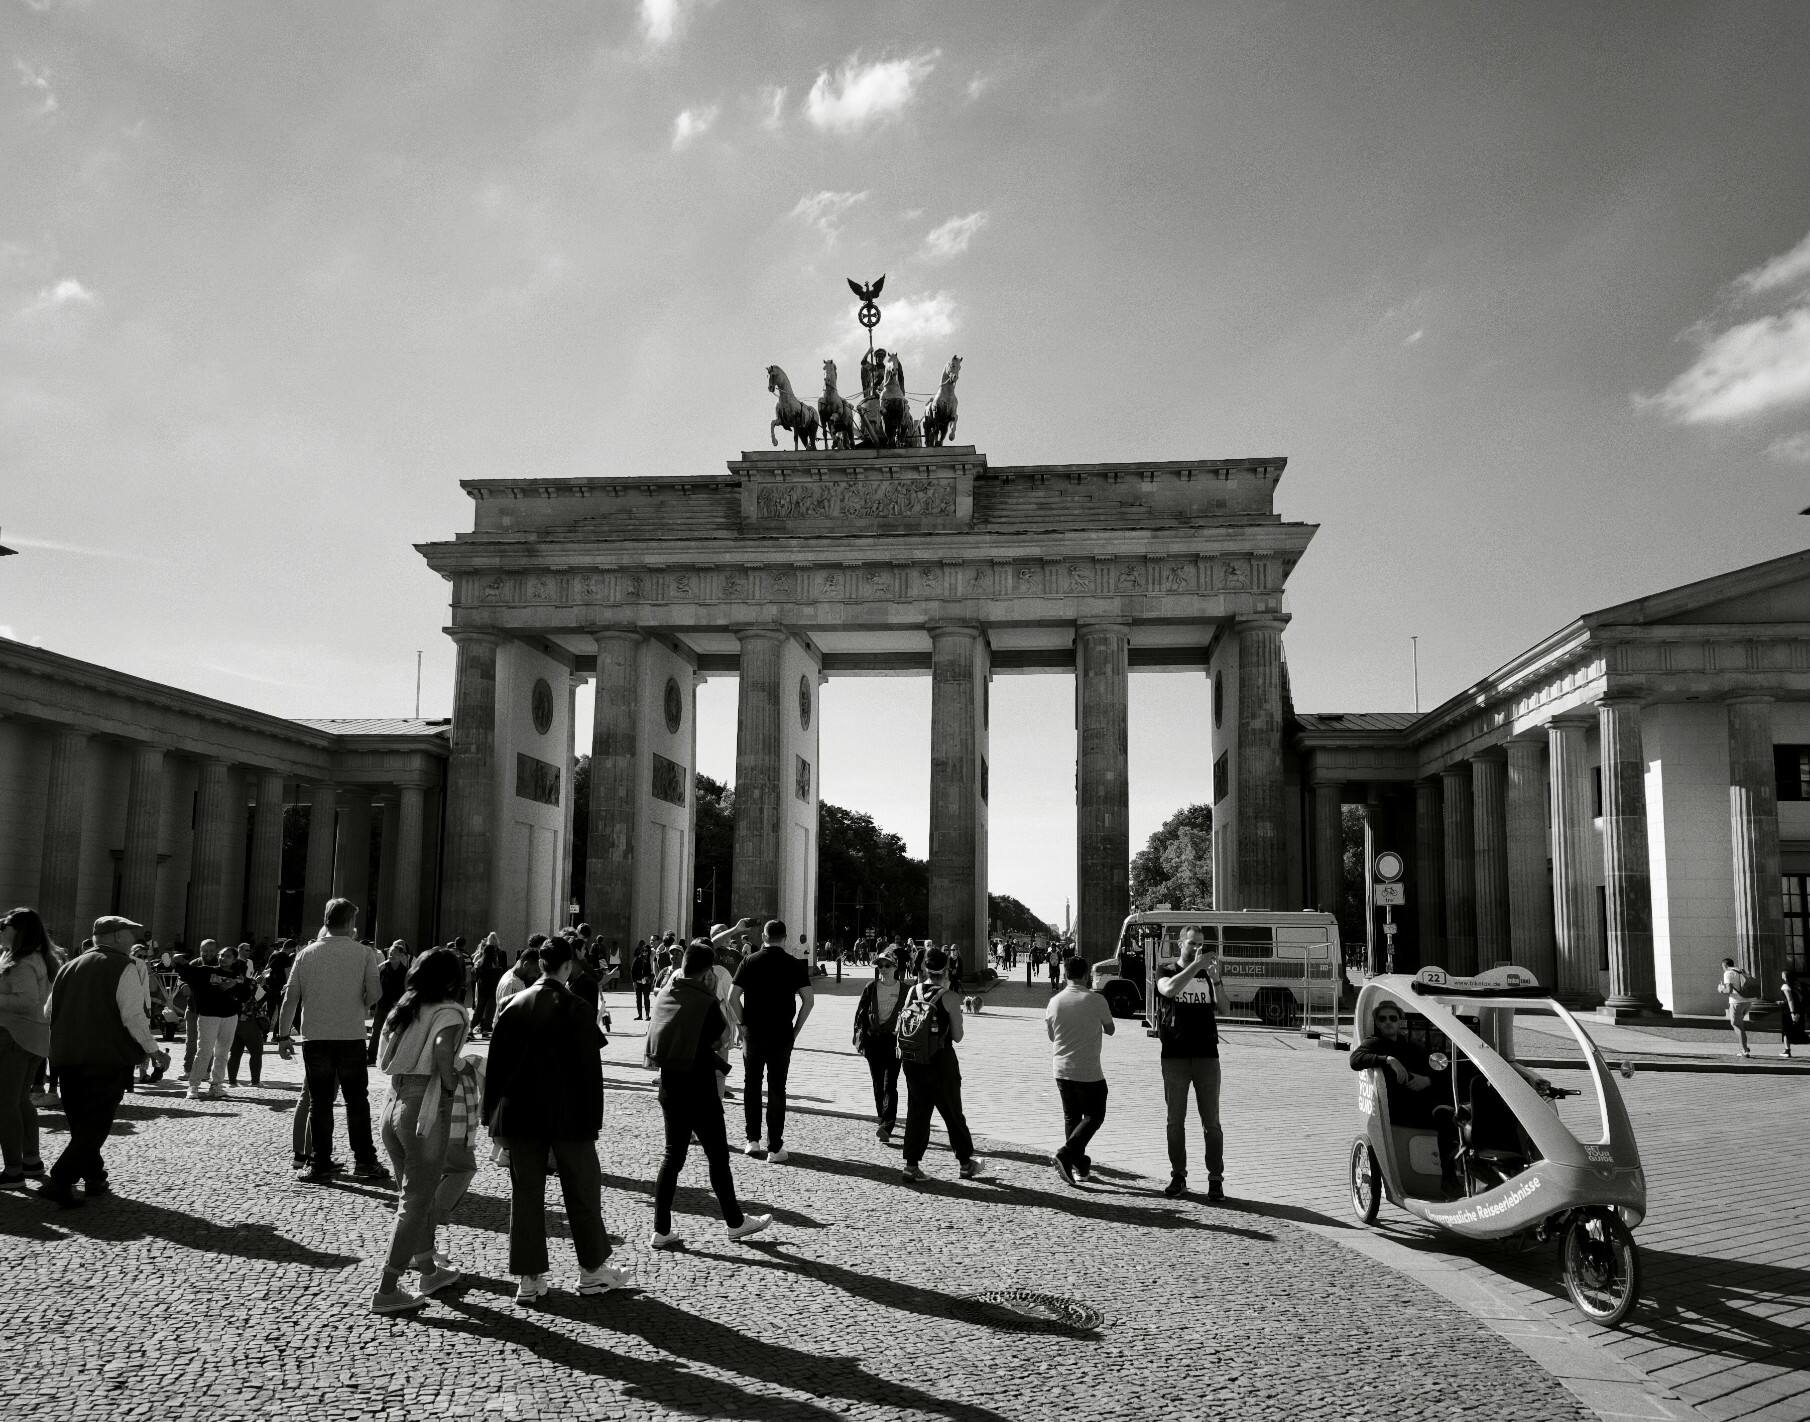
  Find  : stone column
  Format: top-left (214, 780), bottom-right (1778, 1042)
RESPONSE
top-left (120, 744), bottom-right (167, 932)
top-left (732, 628), bottom-right (787, 923)
top-left (246, 770), bottom-right (286, 945)
top-left (587, 631), bottom-right (644, 952)
top-left (190, 759), bottom-right (234, 942)
top-left (930, 625), bottom-right (990, 976)
top-left (1440, 765), bottom-right (1476, 974)
top-left (1728, 696), bottom-right (1786, 991)
top-left (333, 791), bottom-right (374, 922)
top-left (375, 796), bottom-right (402, 943)
top-left (1471, 751), bottom-right (1510, 968)
top-left (1547, 719), bottom-right (1600, 1003)
top-left (1235, 618), bottom-right (1288, 908)
top-left (392, 785), bottom-right (426, 951)
top-left (1076, 622), bottom-right (1130, 960)
top-left (1598, 699), bottom-right (1660, 1014)
top-left (441, 630), bottom-right (500, 942)
top-left (37, 728), bottom-right (90, 948)
top-left (561, 673), bottom-right (583, 931)
top-left (1310, 778), bottom-right (1343, 915)
top-left (1362, 786), bottom-right (1381, 972)
top-left (1505, 738), bottom-right (1556, 985)
top-left (301, 783), bottom-right (338, 934)
top-left (1414, 778), bottom-right (1445, 968)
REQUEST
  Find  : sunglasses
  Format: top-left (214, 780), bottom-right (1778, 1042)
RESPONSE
top-left (1374, 1014), bottom-right (1401, 1024)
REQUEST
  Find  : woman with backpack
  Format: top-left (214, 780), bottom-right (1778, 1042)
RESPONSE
top-left (896, 947), bottom-right (979, 1183)
top-left (1719, 957), bottom-right (1762, 1058)
top-left (852, 946), bottom-right (907, 1143)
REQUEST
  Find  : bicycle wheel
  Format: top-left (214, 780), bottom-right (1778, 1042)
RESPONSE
top-left (1561, 1207), bottom-right (1640, 1326)
top-left (1349, 1137), bottom-right (1382, 1225)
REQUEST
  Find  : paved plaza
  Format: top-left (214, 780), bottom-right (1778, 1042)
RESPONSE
top-left (1, 981), bottom-right (1805, 1422)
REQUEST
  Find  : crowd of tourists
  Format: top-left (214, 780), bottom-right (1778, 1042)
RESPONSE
top-left (12, 896), bottom-right (1800, 1319)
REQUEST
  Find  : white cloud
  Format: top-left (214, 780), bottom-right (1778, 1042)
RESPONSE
top-left (759, 84), bottom-right (787, 131)
top-left (14, 59), bottom-right (56, 117)
top-left (966, 73), bottom-right (989, 101)
top-left (1767, 432), bottom-right (1810, 464)
top-left (639, 0), bottom-right (692, 48)
top-left (1403, 328), bottom-right (1424, 346)
top-left (0, 624), bottom-right (46, 647)
top-left (1644, 305), bottom-right (1810, 425)
top-left (804, 52), bottom-right (936, 135)
top-left (789, 189), bottom-right (867, 244)
top-left (13, 277), bottom-right (98, 324)
top-left (921, 210), bottom-right (988, 262)
top-left (671, 103), bottom-right (719, 150)
top-left (1735, 230), bottom-right (1810, 299)
top-left (877, 291), bottom-right (959, 349)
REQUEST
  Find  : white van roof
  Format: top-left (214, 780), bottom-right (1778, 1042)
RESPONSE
top-left (1120, 909), bottom-right (1339, 928)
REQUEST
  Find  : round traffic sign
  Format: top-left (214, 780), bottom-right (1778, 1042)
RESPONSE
top-left (1374, 850), bottom-right (1405, 883)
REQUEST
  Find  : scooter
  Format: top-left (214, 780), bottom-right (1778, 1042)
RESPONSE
top-left (1347, 965), bottom-right (1646, 1326)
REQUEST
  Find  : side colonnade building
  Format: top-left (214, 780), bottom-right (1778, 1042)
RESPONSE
top-left (1293, 550), bottom-right (1810, 1018)
top-left (0, 640), bottom-right (448, 953)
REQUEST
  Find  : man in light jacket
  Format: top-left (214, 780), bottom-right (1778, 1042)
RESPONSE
top-left (276, 898), bottom-right (389, 1184)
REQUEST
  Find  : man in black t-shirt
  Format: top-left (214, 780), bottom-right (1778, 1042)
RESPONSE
top-left (1154, 928), bottom-right (1225, 1200)
top-left (728, 919), bottom-right (815, 1163)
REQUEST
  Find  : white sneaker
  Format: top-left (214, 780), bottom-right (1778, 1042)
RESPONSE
top-left (648, 1229), bottom-right (681, 1250)
top-left (417, 1267), bottom-right (461, 1296)
top-left (743, 1140), bottom-right (763, 1157)
top-left (185, 1088), bottom-right (201, 1100)
top-left (408, 1251), bottom-right (454, 1273)
top-left (579, 1263), bottom-right (630, 1295)
top-left (726, 1213), bottom-right (772, 1241)
top-left (370, 1285), bottom-right (428, 1315)
top-left (514, 1273), bottom-right (549, 1304)
top-left (768, 1147), bottom-right (790, 1164)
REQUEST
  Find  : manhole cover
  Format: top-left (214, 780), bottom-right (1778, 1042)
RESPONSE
top-left (959, 1289), bottom-right (1103, 1332)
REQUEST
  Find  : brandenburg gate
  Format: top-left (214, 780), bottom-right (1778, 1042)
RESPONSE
top-left (417, 444), bottom-right (1317, 972)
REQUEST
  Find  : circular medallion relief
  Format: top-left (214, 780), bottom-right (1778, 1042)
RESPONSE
top-left (799, 674), bottom-right (813, 730)
top-left (531, 677), bottom-right (554, 736)
top-left (664, 677), bottom-right (684, 734)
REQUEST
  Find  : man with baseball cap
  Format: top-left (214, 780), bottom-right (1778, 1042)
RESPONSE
top-left (37, 915), bottom-right (162, 1205)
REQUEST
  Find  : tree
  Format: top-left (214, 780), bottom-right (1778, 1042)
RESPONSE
top-left (1130, 803), bottom-right (1214, 911)
top-left (568, 754), bottom-right (590, 908)
top-left (816, 802), bottom-right (928, 943)
top-left (989, 893), bottom-right (1054, 939)
top-left (692, 773), bottom-right (735, 935)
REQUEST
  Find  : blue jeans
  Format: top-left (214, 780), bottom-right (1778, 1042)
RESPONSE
top-left (380, 1076), bottom-right (472, 1272)
top-left (1161, 1056), bottom-right (1223, 1183)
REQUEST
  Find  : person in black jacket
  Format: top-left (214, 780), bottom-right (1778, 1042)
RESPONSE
top-left (481, 934), bottom-right (627, 1303)
top-left (645, 944), bottom-right (771, 1249)
top-left (1348, 1001), bottom-right (1458, 1195)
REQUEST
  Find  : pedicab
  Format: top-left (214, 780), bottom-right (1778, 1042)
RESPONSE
top-left (1347, 965), bottom-right (1646, 1326)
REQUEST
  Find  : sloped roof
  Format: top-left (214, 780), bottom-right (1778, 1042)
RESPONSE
top-left (1293, 711), bottom-right (1418, 733)
top-left (291, 718), bottom-right (451, 737)
top-left (1582, 545), bottom-right (1810, 627)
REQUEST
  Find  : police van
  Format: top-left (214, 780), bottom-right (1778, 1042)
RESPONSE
top-left (1090, 909), bottom-right (1342, 1026)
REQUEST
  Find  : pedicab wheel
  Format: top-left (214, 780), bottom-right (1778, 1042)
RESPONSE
top-left (1349, 1138), bottom-right (1382, 1225)
top-left (1560, 1207), bottom-right (1640, 1327)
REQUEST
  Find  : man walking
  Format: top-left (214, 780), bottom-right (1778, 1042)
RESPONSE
top-left (483, 934), bottom-right (627, 1302)
top-left (37, 916), bottom-right (161, 1206)
top-left (729, 918), bottom-right (814, 1163)
top-left (646, 943), bottom-right (771, 1249)
top-left (1718, 957), bottom-right (1762, 1058)
top-left (1155, 927), bottom-right (1224, 1200)
top-left (276, 898), bottom-right (390, 1184)
top-left (1045, 955), bottom-right (1115, 1186)
top-left (898, 947), bottom-right (980, 1183)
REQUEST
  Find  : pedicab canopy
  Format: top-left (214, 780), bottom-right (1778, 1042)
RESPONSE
top-left (1353, 966), bottom-right (1646, 1236)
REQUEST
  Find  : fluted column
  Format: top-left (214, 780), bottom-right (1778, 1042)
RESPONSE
top-left (1599, 698), bottom-right (1659, 1013)
top-left (38, 728), bottom-right (91, 948)
top-left (1547, 720), bottom-right (1600, 1002)
top-left (333, 791), bottom-right (373, 924)
top-left (731, 628), bottom-right (786, 923)
top-left (561, 673), bottom-right (583, 930)
top-left (441, 629), bottom-right (500, 942)
top-left (246, 770), bottom-right (285, 945)
top-left (1234, 618), bottom-right (1287, 908)
top-left (1471, 751), bottom-right (1510, 969)
top-left (1076, 622), bottom-right (1130, 959)
top-left (930, 625), bottom-right (990, 976)
top-left (190, 759), bottom-right (234, 942)
top-left (302, 783), bottom-right (338, 934)
top-left (375, 796), bottom-right (401, 943)
top-left (1414, 778), bottom-right (1445, 969)
top-left (120, 744), bottom-right (167, 933)
top-left (392, 785), bottom-right (426, 951)
top-left (1504, 738), bottom-right (1556, 984)
top-left (588, 631), bottom-right (644, 951)
top-left (1440, 765), bottom-right (1476, 974)
top-left (1728, 696), bottom-right (1785, 993)
top-left (1311, 779), bottom-right (1343, 915)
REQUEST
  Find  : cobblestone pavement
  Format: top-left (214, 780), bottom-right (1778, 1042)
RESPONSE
top-left (672, 981), bottom-right (1808, 1422)
top-left (0, 1041), bottom-right (1597, 1422)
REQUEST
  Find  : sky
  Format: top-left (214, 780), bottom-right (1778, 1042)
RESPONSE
top-left (5, 1), bottom-right (1810, 931)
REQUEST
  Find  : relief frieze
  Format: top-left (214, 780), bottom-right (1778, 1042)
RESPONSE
top-left (752, 478), bottom-right (957, 522)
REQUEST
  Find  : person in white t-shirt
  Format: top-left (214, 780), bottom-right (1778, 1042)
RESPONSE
top-left (1718, 957), bottom-right (1761, 1058)
top-left (1044, 956), bottom-right (1116, 1187)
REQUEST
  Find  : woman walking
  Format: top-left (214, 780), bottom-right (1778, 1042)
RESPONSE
top-left (371, 947), bottom-right (472, 1314)
top-left (0, 907), bottom-right (59, 1186)
top-left (852, 946), bottom-right (906, 1143)
top-left (1781, 970), bottom-right (1807, 1059)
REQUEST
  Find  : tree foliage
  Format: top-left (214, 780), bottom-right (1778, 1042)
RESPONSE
top-left (1130, 802), bottom-right (1214, 911)
top-left (816, 802), bottom-right (928, 943)
top-left (989, 893), bottom-right (1054, 939)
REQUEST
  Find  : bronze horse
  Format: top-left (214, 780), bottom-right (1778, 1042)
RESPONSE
top-left (923, 355), bottom-right (961, 447)
top-left (767, 365), bottom-right (820, 449)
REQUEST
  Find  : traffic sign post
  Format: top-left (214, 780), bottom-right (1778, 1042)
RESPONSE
top-left (1373, 851), bottom-right (1405, 975)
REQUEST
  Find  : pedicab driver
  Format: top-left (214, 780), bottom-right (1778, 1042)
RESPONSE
top-left (1349, 1002), bottom-right (1459, 1196)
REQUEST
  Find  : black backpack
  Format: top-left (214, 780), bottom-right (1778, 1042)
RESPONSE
top-left (895, 984), bottom-right (949, 1063)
